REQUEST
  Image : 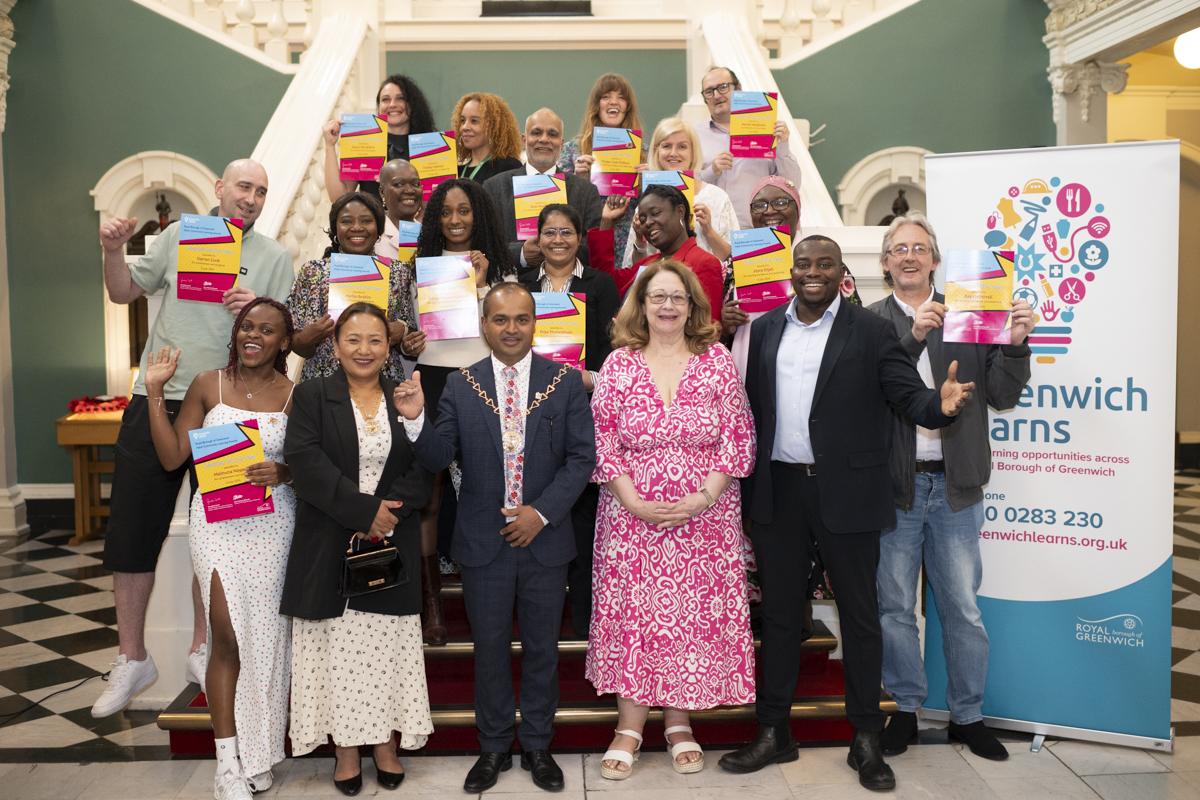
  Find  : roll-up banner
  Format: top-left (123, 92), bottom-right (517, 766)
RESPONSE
top-left (924, 141), bottom-right (1179, 750)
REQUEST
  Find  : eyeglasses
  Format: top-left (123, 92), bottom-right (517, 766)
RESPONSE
top-left (646, 291), bottom-right (690, 306)
top-left (539, 227), bottom-right (578, 239)
top-left (750, 197), bottom-right (796, 214)
top-left (888, 244), bottom-right (931, 257)
top-left (701, 82), bottom-right (735, 99)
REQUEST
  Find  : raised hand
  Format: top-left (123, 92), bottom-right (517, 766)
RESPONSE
top-left (940, 360), bottom-right (976, 417)
top-left (710, 151), bottom-right (733, 176)
top-left (400, 329), bottom-right (427, 358)
top-left (222, 286), bottom-right (257, 315)
top-left (722, 297), bottom-right (750, 332)
top-left (322, 118), bottom-right (340, 147)
top-left (693, 202), bottom-right (712, 233)
top-left (99, 217), bottom-right (139, 253)
top-left (1009, 299), bottom-right (1034, 345)
top-left (601, 196), bottom-right (629, 229)
top-left (773, 120), bottom-right (790, 144)
top-left (911, 300), bottom-right (946, 343)
top-left (573, 154), bottom-right (595, 177)
top-left (469, 250), bottom-right (490, 287)
top-left (144, 346), bottom-right (181, 392)
top-left (393, 370), bottom-right (425, 420)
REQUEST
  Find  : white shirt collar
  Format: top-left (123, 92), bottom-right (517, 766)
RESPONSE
top-left (892, 287), bottom-right (935, 318)
top-left (525, 161), bottom-right (557, 177)
top-left (785, 293), bottom-right (841, 329)
top-left (491, 350), bottom-right (534, 379)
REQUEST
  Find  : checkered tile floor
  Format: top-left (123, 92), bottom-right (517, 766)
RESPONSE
top-left (0, 470), bottom-right (1197, 761)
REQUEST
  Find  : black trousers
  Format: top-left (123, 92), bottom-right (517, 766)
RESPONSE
top-left (566, 482), bottom-right (598, 639)
top-left (751, 461), bottom-right (885, 732)
top-left (460, 544), bottom-right (568, 752)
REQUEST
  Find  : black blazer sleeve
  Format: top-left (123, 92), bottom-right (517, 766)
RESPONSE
top-left (529, 369), bottom-right (596, 525)
top-left (875, 320), bottom-right (953, 430)
top-left (587, 271), bottom-right (619, 372)
top-left (283, 379), bottom-right (379, 534)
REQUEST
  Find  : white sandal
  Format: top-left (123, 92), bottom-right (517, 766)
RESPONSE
top-left (665, 725), bottom-right (705, 774)
top-left (600, 728), bottom-right (643, 780)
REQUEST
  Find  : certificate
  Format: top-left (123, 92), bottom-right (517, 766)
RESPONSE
top-left (189, 419), bottom-right (274, 524)
top-left (328, 253), bottom-right (391, 321)
top-left (943, 249), bottom-right (1014, 344)
top-left (395, 219), bottom-right (420, 263)
top-left (177, 213), bottom-right (243, 303)
top-left (409, 130), bottom-right (458, 201)
top-left (415, 255), bottom-right (479, 341)
top-left (729, 91), bottom-right (779, 159)
top-left (641, 169), bottom-right (695, 210)
top-left (731, 225), bottom-right (793, 313)
top-left (532, 292), bottom-right (586, 370)
top-left (338, 113), bottom-right (388, 182)
top-left (513, 174), bottom-right (567, 240)
top-left (590, 127), bottom-right (642, 197)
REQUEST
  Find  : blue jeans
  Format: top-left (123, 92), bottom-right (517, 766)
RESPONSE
top-left (878, 472), bottom-right (988, 723)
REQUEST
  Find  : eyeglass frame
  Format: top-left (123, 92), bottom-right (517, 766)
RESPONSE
top-left (749, 197), bottom-right (796, 213)
top-left (887, 244), bottom-right (931, 258)
top-left (701, 81), bottom-right (735, 99)
top-left (645, 290), bottom-right (691, 306)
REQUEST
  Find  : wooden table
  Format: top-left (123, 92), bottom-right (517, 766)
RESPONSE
top-left (55, 411), bottom-right (123, 545)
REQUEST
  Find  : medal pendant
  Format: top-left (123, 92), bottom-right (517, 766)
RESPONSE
top-left (502, 428), bottom-right (521, 454)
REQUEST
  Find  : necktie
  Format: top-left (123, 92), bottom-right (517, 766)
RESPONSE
top-left (501, 365), bottom-right (525, 514)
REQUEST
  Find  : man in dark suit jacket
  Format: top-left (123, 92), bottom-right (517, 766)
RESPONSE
top-left (482, 107), bottom-right (603, 267)
top-left (719, 236), bottom-right (975, 792)
top-left (394, 283), bottom-right (596, 794)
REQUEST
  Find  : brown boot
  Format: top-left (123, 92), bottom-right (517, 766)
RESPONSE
top-left (421, 554), bottom-right (448, 645)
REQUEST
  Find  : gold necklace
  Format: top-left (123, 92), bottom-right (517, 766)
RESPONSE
top-left (460, 365), bottom-right (571, 453)
top-left (237, 367), bottom-right (277, 400)
top-left (350, 388), bottom-right (383, 435)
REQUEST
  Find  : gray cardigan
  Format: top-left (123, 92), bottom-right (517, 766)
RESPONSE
top-left (868, 292), bottom-right (1031, 512)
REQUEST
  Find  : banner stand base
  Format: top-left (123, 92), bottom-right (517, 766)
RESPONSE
top-left (1030, 734), bottom-right (1045, 753)
top-left (921, 709), bottom-right (1173, 753)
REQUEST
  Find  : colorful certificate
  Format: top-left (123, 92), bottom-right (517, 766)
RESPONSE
top-left (328, 253), bottom-right (391, 322)
top-left (177, 214), bottom-right (243, 303)
top-left (590, 127), bottom-right (642, 197)
top-left (409, 131), bottom-right (458, 201)
top-left (189, 419), bottom-right (274, 524)
top-left (532, 292), bottom-right (586, 370)
top-left (415, 255), bottom-right (479, 341)
top-left (730, 91), bottom-right (779, 159)
top-left (338, 113), bottom-right (388, 182)
top-left (731, 225), bottom-right (793, 313)
top-left (641, 169), bottom-right (695, 210)
top-left (395, 219), bottom-right (420, 263)
top-left (943, 249), bottom-right (1014, 344)
top-left (513, 174), bottom-right (568, 240)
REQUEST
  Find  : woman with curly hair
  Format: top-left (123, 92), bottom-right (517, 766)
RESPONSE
top-left (321, 74), bottom-right (438, 202)
top-left (559, 73), bottom-right (648, 268)
top-left (451, 92), bottom-right (523, 184)
top-left (406, 177), bottom-right (516, 644)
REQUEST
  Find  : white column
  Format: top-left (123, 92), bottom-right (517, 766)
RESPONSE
top-left (1048, 60), bottom-right (1130, 146)
top-left (0, 0), bottom-right (27, 539)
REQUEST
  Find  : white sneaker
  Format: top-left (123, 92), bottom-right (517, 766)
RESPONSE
top-left (186, 643), bottom-right (208, 692)
top-left (213, 769), bottom-right (253, 800)
top-left (91, 653), bottom-right (158, 718)
top-left (246, 770), bottom-right (272, 793)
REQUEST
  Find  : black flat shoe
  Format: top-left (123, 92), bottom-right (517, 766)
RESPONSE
top-left (333, 772), bottom-right (363, 797)
top-left (847, 730), bottom-right (896, 792)
top-left (521, 749), bottom-right (565, 792)
top-left (371, 753), bottom-right (406, 790)
top-left (949, 720), bottom-right (1009, 761)
top-left (718, 724), bottom-right (799, 774)
top-left (464, 751), bottom-right (512, 793)
top-left (880, 711), bottom-right (919, 756)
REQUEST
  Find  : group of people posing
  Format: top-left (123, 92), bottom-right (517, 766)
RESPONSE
top-left (91, 66), bottom-right (1036, 799)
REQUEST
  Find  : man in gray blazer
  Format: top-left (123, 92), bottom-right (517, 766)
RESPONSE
top-left (483, 107), bottom-right (603, 267)
top-left (394, 282), bottom-right (595, 793)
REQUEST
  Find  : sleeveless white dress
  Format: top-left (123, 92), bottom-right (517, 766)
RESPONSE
top-left (189, 378), bottom-right (295, 777)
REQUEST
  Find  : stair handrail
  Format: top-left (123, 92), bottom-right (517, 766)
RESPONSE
top-left (695, 11), bottom-right (844, 227)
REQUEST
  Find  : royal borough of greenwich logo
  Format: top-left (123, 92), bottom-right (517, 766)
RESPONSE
top-left (1075, 613), bottom-right (1144, 648)
top-left (979, 177), bottom-right (1111, 365)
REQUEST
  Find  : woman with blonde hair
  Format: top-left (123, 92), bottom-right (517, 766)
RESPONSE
top-left (623, 117), bottom-right (738, 265)
top-left (451, 92), bottom-right (523, 184)
top-left (559, 73), bottom-right (647, 268)
top-left (586, 260), bottom-right (756, 781)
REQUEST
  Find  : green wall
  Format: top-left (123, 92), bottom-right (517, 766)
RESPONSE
top-left (385, 49), bottom-right (687, 142)
top-left (772, 0), bottom-right (1056, 202)
top-left (4, 0), bottom-right (291, 483)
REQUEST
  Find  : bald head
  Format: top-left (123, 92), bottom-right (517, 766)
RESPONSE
top-left (215, 158), bottom-right (269, 225)
top-left (524, 108), bottom-right (565, 172)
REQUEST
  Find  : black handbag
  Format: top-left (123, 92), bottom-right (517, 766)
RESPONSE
top-left (340, 533), bottom-right (407, 598)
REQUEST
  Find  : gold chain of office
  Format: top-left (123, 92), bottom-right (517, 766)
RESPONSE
top-left (459, 364), bottom-right (572, 419)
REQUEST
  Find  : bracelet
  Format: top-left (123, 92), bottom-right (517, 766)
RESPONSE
top-left (150, 396), bottom-right (165, 413)
top-left (699, 487), bottom-right (717, 507)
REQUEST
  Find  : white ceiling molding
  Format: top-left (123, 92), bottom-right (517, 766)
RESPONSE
top-left (837, 146), bottom-right (930, 226)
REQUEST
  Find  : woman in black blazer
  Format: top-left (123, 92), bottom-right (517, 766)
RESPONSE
top-left (282, 302), bottom-right (434, 796)
top-left (517, 202), bottom-right (620, 639)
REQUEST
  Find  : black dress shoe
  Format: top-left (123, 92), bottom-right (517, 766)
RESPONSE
top-left (463, 751), bottom-right (513, 793)
top-left (949, 721), bottom-right (1009, 761)
top-left (371, 753), bottom-right (406, 790)
top-left (718, 723), bottom-right (799, 774)
top-left (333, 772), bottom-right (363, 796)
top-left (521, 749), bottom-right (565, 792)
top-left (880, 711), bottom-right (919, 756)
top-left (847, 729), bottom-right (896, 792)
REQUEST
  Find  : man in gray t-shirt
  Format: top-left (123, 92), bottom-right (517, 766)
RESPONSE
top-left (92, 158), bottom-right (294, 718)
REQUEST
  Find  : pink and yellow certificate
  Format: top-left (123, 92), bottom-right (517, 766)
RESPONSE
top-left (943, 249), bottom-right (1015, 344)
top-left (730, 91), bottom-right (779, 159)
top-left (189, 419), bottom-right (273, 524)
top-left (731, 225), bottom-right (793, 313)
top-left (531, 292), bottom-right (586, 369)
top-left (590, 127), bottom-right (642, 197)
top-left (177, 213), bottom-right (243, 303)
top-left (415, 255), bottom-right (479, 341)
top-left (409, 131), bottom-right (458, 201)
top-left (328, 253), bottom-right (391, 321)
top-left (513, 174), bottom-right (567, 240)
top-left (338, 114), bottom-right (388, 182)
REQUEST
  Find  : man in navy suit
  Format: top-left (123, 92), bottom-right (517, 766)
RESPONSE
top-left (394, 282), bottom-right (595, 793)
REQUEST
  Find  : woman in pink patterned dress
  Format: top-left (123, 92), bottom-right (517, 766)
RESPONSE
top-left (586, 260), bottom-right (756, 780)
